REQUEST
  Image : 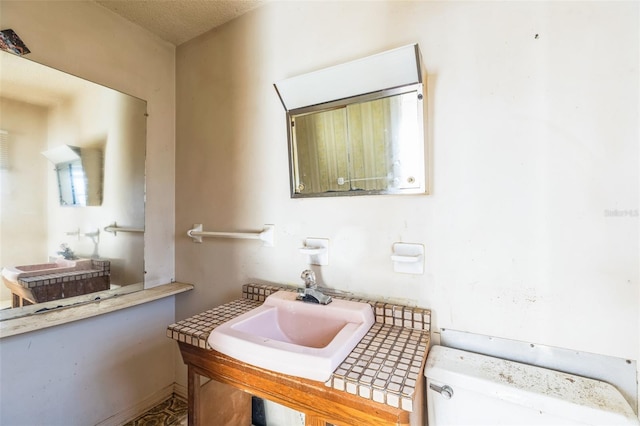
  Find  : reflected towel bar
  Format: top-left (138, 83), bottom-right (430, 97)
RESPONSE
top-left (187, 224), bottom-right (275, 247)
top-left (66, 228), bottom-right (100, 239)
top-left (104, 223), bottom-right (145, 236)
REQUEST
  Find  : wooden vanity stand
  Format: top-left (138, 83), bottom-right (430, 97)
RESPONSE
top-left (178, 341), bottom-right (423, 426)
top-left (170, 285), bottom-right (431, 426)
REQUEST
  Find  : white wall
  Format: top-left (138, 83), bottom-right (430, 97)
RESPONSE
top-left (175, 0), bottom-right (639, 407)
top-left (0, 2), bottom-right (177, 424)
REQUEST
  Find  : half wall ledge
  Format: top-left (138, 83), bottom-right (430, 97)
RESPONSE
top-left (0, 282), bottom-right (193, 338)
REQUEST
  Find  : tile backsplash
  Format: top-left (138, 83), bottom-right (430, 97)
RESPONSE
top-left (242, 283), bottom-right (431, 332)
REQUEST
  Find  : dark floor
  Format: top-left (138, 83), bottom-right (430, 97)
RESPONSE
top-left (123, 394), bottom-right (188, 426)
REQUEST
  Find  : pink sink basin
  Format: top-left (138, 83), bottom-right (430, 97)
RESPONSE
top-left (207, 290), bottom-right (375, 382)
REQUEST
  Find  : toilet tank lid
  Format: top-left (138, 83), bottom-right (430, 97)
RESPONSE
top-left (425, 345), bottom-right (639, 425)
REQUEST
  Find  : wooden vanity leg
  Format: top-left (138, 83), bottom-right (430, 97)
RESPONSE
top-left (305, 414), bottom-right (327, 426)
top-left (188, 365), bottom-right (200, 426)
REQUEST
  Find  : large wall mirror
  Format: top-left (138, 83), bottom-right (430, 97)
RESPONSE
top-left (0, 51), bottom-right (146, 320)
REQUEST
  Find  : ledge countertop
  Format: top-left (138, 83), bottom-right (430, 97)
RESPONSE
top-left (1, 282), bottom-right (193, 338)
top-left (167, 283), bottom-right (431, 412)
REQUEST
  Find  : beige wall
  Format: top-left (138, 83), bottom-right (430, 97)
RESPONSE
top-left (0, 97), bottom-right (48, 302)
top-left (0, 2), bottom-right (177, 425)
top-left (175, 0), bottom-right (638, 401)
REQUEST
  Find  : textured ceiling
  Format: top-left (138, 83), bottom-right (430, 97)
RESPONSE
top-left (95, 0), bottom-right (266, 46)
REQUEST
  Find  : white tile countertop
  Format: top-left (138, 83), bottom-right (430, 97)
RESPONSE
top-left (167, 283), bottom-right (431, 412)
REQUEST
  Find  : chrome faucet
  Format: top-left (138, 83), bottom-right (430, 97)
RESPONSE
top-left (297, 269), bottom-right (332, 305)
top-left (301, 269), bottom-right (316, 289)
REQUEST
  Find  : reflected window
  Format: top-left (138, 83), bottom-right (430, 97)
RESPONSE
top-left (56, 160), bottom-right (87, 205)
top-left (43, 145), bottom-right (103, 206)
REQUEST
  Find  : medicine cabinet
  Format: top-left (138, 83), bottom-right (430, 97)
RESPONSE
top-left (275, 44), bottom-right (428, 198)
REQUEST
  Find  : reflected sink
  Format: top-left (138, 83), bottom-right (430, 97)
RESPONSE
top-left (207, 290), bottom-right (375, 382)
top-left (1, 258), bottom-right (92, 283)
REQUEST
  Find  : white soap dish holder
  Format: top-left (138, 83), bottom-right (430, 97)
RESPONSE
top-left (391, 243), bottom-right (424, 274)
top-left (299, 238), bottom-right (329, 266)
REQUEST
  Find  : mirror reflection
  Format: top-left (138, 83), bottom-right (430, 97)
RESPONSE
top-left (0, 51), bottom-right (146, 317)
top-left (288, 85), bottom-right (426, 197)
top-left (42, 144), bottom-right (104, 206)
top-left (56, 158), bottom-right (92, 206)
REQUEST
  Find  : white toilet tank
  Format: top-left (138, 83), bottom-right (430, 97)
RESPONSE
top-left (425, 345), bottom-right (639, 425)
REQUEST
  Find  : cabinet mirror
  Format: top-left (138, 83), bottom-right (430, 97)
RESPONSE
top-left (288, 85), bottom-right (426, 197)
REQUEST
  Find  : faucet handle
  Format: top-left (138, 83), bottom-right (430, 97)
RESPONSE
top-left (300, 269), bottom-right (316, 288)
